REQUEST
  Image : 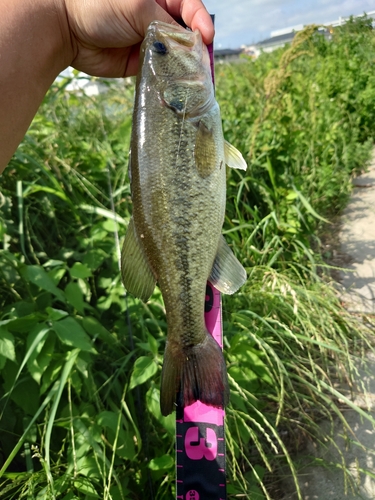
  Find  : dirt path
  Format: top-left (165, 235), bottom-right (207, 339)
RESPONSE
top-left (340, 159), bottom-right (375, 314)
top-left (281, 158), bottom-right (375, 499)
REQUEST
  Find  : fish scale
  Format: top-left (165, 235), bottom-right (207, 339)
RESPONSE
top-left (121, 21), bottom-right (247, 416)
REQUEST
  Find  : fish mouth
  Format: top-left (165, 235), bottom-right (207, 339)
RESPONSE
top-left (143, 20), bottom-right (211, 86)
top-left (147, 20), bottom-right (201, 50)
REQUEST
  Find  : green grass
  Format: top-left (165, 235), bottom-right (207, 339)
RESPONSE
top-left (1, 16), bottom-right (375, 499)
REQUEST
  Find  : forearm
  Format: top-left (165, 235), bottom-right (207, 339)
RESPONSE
top-left (0, 0), bottom-right (214, 173)
top-left (0, 0), bottom-right (71, 172)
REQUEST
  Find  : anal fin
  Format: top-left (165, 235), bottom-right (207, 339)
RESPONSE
top-left (121, 217), bottom-right (156, 302)
top-left (209, 235), bottom-right (247, 294)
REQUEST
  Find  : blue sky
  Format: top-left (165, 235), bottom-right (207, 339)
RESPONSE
top-left (203, 0), bottom-right (375, 47)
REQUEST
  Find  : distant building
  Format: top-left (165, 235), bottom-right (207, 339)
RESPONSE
top-left (270, 24), bottom-right (305, 38)
top-left (325, 10), bottom-right (375, 28)
top-left (255, 31), bottom-right (299, 53)
top-left (248, 10), bottom-right (375, 56)
top-left (61, 68), bottom-right (132, 96)
top-left (214, 48), bottom-right (244, 62)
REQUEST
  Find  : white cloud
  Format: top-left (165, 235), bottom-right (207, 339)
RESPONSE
top-left (203, 0), bottom-right (374, 47)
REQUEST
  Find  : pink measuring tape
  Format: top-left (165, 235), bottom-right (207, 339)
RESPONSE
top-left (175, 283), bottom-right (226, 500)
top-left (175, 21), bottom-right (227, 499)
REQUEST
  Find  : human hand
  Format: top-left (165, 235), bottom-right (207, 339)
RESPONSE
top-left (61, 0), bottom-right (214, 77)
top-left (0, 0), bottom-right (213, 171)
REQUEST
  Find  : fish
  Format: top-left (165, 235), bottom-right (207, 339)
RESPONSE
top-left (121, 21), bottom-right (247, 416)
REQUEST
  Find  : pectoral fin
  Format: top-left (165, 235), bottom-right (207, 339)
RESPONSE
top-left (224, 140), bottom-right (247, 171)
top-left (209, 235), bottom-right (247, 294)
top-left (195, 119), bottom-right (222, 178)
top-left (121, 218), bottom-right (156, 302)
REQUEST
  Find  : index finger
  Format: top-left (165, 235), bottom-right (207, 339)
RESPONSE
top-left (158, 0), bottom-right (215, 44)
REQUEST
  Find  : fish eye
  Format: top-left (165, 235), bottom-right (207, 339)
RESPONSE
top-left (152, 41), bottom-right (168, 55)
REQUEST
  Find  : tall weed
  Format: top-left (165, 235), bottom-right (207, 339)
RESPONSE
top-left (0, 16), bottom-right (375, 499)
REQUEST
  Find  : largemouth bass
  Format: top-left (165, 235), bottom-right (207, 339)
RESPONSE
top-left (121, 21), bottom-right (247, 416)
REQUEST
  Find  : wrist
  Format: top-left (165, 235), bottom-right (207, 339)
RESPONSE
top-left (52, 0), bottom-right (77, 71)
top-left (39, 0), bottom-right (76, 76)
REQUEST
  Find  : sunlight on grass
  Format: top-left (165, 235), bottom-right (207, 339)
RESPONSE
top-left (1, 16), bottom-right (375, 499)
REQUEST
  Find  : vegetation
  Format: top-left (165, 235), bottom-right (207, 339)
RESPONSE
top-left (1, 15), bottom-right (375, 499)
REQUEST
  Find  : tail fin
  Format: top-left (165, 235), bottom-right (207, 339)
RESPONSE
top-left (160, 332), bottom-right (229, 416)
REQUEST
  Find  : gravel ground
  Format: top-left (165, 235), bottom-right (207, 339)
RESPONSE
top-left (280, 158), bottom-right (375, 500)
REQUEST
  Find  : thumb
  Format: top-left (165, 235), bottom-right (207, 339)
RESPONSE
top-left (130, 1), bottom-right (180, 39)
top-left (132, 0), bottom-right (214, 45)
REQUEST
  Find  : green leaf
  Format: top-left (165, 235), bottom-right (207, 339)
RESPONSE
top-left (44, 349), bottom-right (81, 472)
top-left (286, 190), bottom-right (298, 201)
top-left (96, 411), bottom-right (136, 460)
top-left (22, 265), bottom-right (66, 302)
top-left (69, 262), bottom-right (92, 279)
top-left (292, 186), bottom-right (330, 223)
top-left (43, 259), bottom-right (65, 267)
top-left (137, 334), bottom-right (158, 355)
top-left (265, 157), bottom-right (278, 194)
top-left (79, 204), bottom-right (127, 225)
top-left (0, 355), bottom-right (6, 370)
top-left (109, 481), bottom-right (131, 500)
top-left (146, 386), bottom-right (175, 436)
top-left (27, 329), bottom-right (55, 384)
top-left (23, 184), bottom-right (69, 203)
top-left (48, 267), bottom-right (67, 286)
top-left (52, 317), bottom-right (96, 352)
top-left (2, 362), bottom-right (40, 415)
top-left (65, 282), bottom-right (85, 313)
top-left (46, 307), bottom-right (69, 321)
top-left (129, 356), bottom-right (158, 389)
top-left (3, 324), bottom-right (50, 407)
top-left (148, 454), bottom-right (174, 471)
top-left (73, 475), bottom-right (100, 496)
top-left (81, 316), bottom-right (116, 345)
top-left (147, 333), bottom-right (159, 355)
top-left (102, 219), bottom-right (119, 232)
top-left (40, 357), bottom-right (63, 395)
top-left (83, 248), bottom-right (107, 271)
top-left (74, 455), bottom-right (101, 479)
top-left (0, 328), bottom-right (15, 361)
top-left (6, 313), bottom-right (43, 333)
top-left (96, 411), bottom-right (119, 432)
top-left (14, 301), bottom-right (35, 317)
